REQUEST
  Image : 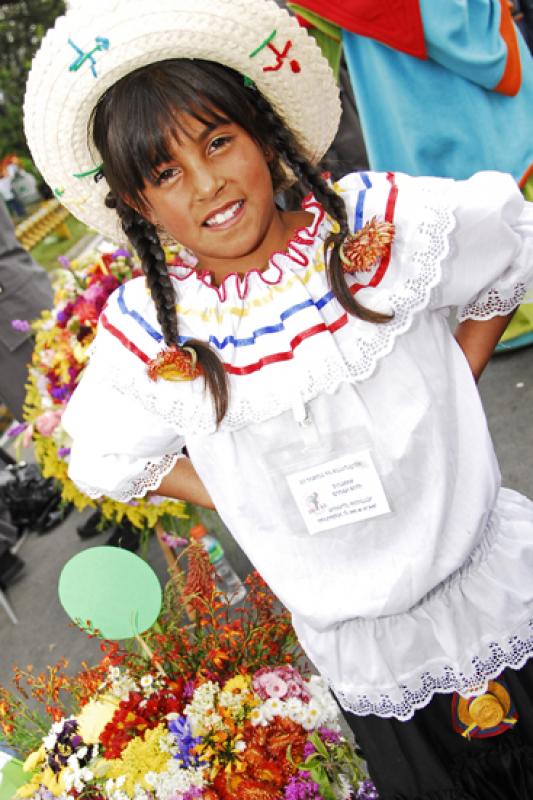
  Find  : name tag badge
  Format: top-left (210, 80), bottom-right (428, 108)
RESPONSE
top-left (286, 450), bottom-right (390, 535)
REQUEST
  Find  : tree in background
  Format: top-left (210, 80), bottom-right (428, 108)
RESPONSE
top-left (0, 0), bottom-right (65, 160)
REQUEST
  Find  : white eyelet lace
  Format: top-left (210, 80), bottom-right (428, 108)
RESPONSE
top-left (332, 622), bottom-right (533, 721)
top-left (75, 452), bottom-right (182, 503)
top-left (458, 283), bottom-right (529, 322)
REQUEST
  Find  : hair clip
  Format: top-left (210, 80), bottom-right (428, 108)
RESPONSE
top-left (147, 345), bottom-right (201, 382)
top-left (339, 217), bottom-right (395, 273)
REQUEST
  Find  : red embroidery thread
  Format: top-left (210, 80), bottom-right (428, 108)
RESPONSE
top-left (264, 40), bottom-right (301, 74)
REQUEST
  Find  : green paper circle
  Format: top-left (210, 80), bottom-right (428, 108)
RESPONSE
top-left (58, 546), bottom-right (162, 640)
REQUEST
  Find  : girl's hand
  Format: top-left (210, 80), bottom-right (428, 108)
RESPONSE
top-left (454, 311), bottom-right (516, 382)
top-left (156, 457), bottom-right (215, 510)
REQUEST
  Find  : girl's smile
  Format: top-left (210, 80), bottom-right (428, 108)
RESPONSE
top-left (141, 114), bottom-right (312, 285)
top-left (202, 199), bottom-right (245, 229)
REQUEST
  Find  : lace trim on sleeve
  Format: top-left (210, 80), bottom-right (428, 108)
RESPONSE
top-left (74, 452), bottom-right (184, 503)
top-left (457, 282), bottom-right (529, 322)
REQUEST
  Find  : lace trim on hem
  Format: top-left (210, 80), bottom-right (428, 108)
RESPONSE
top-left (329, 618), bottom-right (533, 721)
top-left (74, 452), bottom-right (183, 503)
top-left (457, 283), bottom-right (528, 322)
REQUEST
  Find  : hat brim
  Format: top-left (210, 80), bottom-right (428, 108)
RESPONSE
top-left (24, 0), bottom-right (341, 244)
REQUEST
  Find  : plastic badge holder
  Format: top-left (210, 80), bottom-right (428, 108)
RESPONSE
top-left (262, 388), bottom-right (391, 537)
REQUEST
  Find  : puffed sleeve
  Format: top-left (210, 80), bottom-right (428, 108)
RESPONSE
top-left (62, 338), bottom-right (186, 503)
top-left (430, 171), bottom-right (533, 320)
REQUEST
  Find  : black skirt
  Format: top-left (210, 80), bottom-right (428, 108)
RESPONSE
top-left (339, 660), bottom-right (533, 799)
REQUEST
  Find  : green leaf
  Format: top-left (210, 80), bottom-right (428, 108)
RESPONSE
top-left (309, 730), bottom-right (329, 757)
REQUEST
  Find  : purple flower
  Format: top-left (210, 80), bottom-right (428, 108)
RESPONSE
top-left (57, 447), bottom-right (71, 458)
top-left (303, 741), bottom-right (316, 759)
top-left (112, 248), bottom-right (130, 259)
top-left (284, 774), bottom-right (323, 800)
top-left (182, 790), bottom-right (203, 800)
top-left (168, 715), bottom-right (202, 768)
top-left (183, 680), bottom-right (195, 701)
top-left (57, 256), bottom-right (71, 268)
top-left (46, 719), bottom-right (90, 774)
top-left (147, 495), bottom-right (166, 506)
top-left (51, 386), bottom-right (69, 401)
top-left (160, 532), bottom-right (188, 549)
top-left (7, 422), bottom-right (28, 438)
top-left (11, 319), bottom-right (31, 332)
top-left (317, 727), bottom-right (341, 745)
top-left (356, 779), bottom-right (380, 799)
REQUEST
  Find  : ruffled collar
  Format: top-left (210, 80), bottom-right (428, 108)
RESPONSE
top-left (167, 194), bottom-right (329, 303)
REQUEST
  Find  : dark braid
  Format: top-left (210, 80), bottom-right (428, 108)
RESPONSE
top-left (251, 93), bottom-right (391, 324)
top-left (92, 58), bottom-right (389, 428)
top-left (106, 194), bottom-right (229, 424)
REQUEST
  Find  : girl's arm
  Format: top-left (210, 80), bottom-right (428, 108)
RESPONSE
top-left (454, 311), bottom-right (515, 382)
top-left (156, 457), bottom-right (216, 509)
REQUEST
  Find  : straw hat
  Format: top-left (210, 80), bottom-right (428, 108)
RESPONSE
top-left (24, 0), bottom-right (341, 244)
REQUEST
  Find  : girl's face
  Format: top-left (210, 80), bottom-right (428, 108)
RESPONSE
top-left (141, 114), bottom-right (292, 283)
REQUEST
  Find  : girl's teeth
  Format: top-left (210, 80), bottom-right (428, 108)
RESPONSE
top-left (207, 201), bottom-right (241, 226)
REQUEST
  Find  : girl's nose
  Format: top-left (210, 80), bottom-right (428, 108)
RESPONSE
top-left (192, 164), bottom-right (225, 200)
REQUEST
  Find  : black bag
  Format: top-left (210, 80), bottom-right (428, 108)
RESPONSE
top-left (0, 462), bottom-right (72, 535)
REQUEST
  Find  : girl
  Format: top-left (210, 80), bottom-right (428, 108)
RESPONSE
top-left (25, 0), bottom-right (533, 797)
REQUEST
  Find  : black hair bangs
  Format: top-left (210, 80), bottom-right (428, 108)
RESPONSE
top-left (91, 59), bottom-right (268, 211)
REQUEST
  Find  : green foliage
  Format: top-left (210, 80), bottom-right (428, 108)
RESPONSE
top-left (30, 215), bottom-right (90, 273)
top-left (0, 0), bottom-right (65, 160)
top-left (299, 731), bottom-right (366, 800)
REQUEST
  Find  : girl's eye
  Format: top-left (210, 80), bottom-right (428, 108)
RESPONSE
top-left (209, 135), bottom-right (232, 153)
top-left (154, 167), bottom-right (180, 185)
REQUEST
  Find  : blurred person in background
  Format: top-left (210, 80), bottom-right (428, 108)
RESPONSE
top-left (0, 199), bottom-right (52, 422)
top-left (0, 160), bottom-right (25, 219)
top-left (292, 0), bottom-right (533, 346)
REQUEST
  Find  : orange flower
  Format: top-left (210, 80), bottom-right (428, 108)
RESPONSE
top-left (182, 542), bottom-right (216, 612)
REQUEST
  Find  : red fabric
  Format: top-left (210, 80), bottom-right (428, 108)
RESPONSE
top-left (293, 0), bottom-right (428, 60)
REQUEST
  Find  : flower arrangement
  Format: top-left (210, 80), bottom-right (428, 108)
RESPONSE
top-left (8, 249), bottom-right (188, 531)
top-left (0, 546), bottom-right (377, 800)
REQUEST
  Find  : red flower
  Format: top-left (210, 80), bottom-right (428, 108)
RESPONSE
top-left (73, 300), bottom-right (100, 325)
top-left (99, 681), bottom-right (184, 758)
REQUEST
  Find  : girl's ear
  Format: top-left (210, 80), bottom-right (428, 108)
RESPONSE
top-left (124, 194), bottom-right (155, 225)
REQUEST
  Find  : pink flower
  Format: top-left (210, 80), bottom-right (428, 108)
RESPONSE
top-left (35, 410), bottom-right (63, 436)
top-left (285, 679), bottom-right (306, 699)
top-left (22, 424), bottom-right (34, 448)
top-left (260, 674), bottom-right (288, 699)
top-left (253, 666), bottom-right (311, 702)
top-left (82, 283), bottom-right (106, 304)
top-left (160, 533), bottom-right (188, 550)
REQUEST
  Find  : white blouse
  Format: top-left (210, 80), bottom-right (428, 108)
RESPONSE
top-left (63, 171), bottom-right (533, 719)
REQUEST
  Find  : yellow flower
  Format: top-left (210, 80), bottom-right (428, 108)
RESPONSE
top-left (102, 724), bottom-right (171, 796)
top-left (17, 767), bottom-right (66, 798)
top-left (77, 696), bottom-right (119, 743)
top-left (222, 675), bottom-right (251, 695)
top-left (40, 767), bottom-right (67, 796)
top-left (16, 777), bottom-right (41, 798)
top-left (73, 342), bottom-right (89, 364)
top-left (22, 745), bottom-right (45, 773)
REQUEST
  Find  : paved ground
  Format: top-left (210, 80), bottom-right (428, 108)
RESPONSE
top-left (0, 334), bottom-right (532, 689)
